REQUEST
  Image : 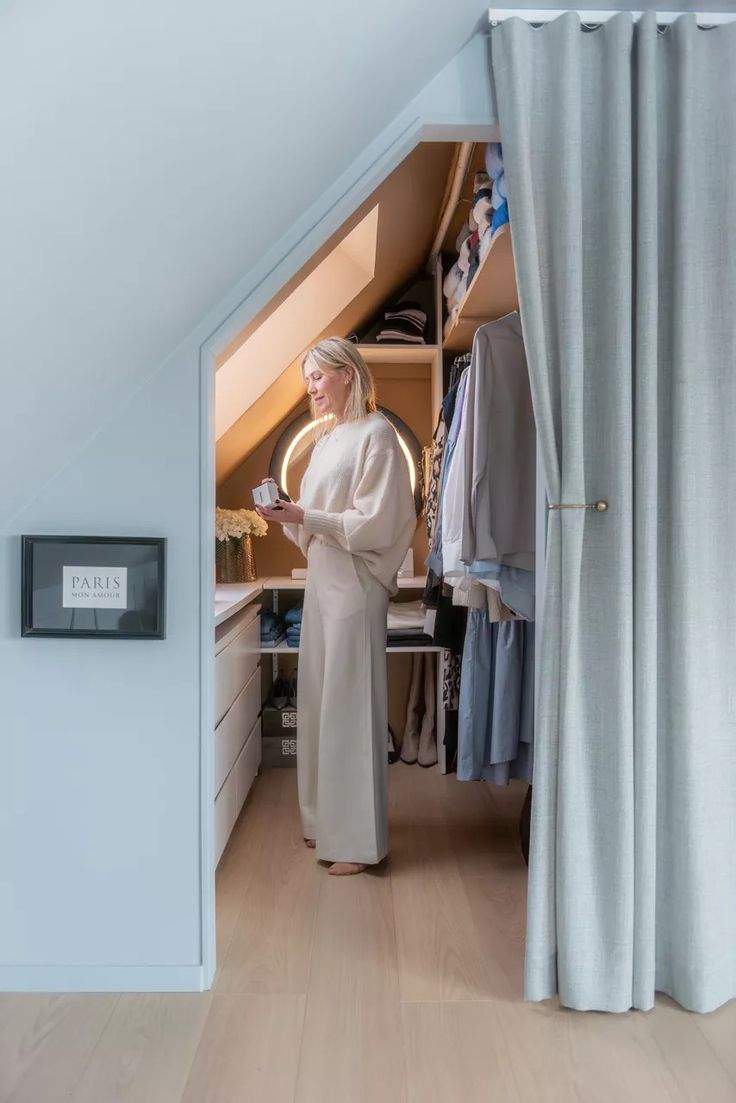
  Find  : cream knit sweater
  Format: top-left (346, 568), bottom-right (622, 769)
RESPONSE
top-left (284, 412), bottom-right (416, 595)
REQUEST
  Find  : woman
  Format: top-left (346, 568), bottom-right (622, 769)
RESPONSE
top-left (256, 337), bottom-right (415, 875)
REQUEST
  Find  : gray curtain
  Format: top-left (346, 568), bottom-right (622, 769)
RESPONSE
top-left (492, 13), bottom-right (736, 1013)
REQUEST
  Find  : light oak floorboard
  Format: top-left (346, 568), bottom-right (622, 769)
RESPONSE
top-left (402, 1001), bottom-right (520, 1103)
top-left (444, 776), bottom-right (528, 1001)
top-left (495, 998), bottom-right (736, 1102)
top-left (214, 773), bottom-right (281, 973)
top-left (70, 993), bottom-right (211, 1103)
top-left (3, 766), bottom-right (733, 1102)
top-left (695, 997), bottom-right (736, 1084)
top-left (216, 770), bottom-right (320, 995)
top-left (388, 764), bottom-right (502, 1001)
top-left (0, 994), bottom-right (117, 1103)
top-left (295, 866), bottom-right (408, 1103)
top-left (180, 993), bottom-right (305, 1103)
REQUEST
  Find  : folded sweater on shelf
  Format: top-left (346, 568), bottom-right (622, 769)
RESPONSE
top-left (261, 609), bottom-right (287, 641)
top-left (387, 631), bottom-right (434, 648)
top-left (387, 600), bottom-right (425, 631)
top-left (284, 603), bottom-right (303, 627)
top-left (376, 300), bottom-right (428, 344)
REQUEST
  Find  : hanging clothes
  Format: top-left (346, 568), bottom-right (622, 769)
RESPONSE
top-left (424, 410), bottom-right (446, 544)
top-left (460, 311), bottom-right (536, 572)
top-left (427, 314), bottom-right (536, 787)
top-left (457, 607), bottom-right (534, 784)
top-left (426, 365), bottom-right (470, 578)
top-left (400, 651), bottom-right (437, 767)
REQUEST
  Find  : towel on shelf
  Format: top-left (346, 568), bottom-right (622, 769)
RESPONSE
top-left (284, 602), bottom-right (303, 627)
top-left (471, 171), bottom-right (494, 237)
top-left (261, 609), bottom-right (287, 642)
top-left (376, 300), bottom-right (428, 344)
top-left (443, 262), bottom-right (464, 303)
top-left (491, 200), bottom-right (509, 234)
top-left (455, 220), bottom-right (471, 252)
top-left (464, 229), bottom-right (481, 290)
top-left (387, 600), bottom-right (425, 631)
top-left (387, 631), bottom-right (434, 647)
top-left (376, 325), bottom-right (426, 345)
top-left (484, 142), bottom-right (510, 234)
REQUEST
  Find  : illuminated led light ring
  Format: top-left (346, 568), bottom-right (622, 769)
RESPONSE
top-left (269, 407), bottom-right (424, 516)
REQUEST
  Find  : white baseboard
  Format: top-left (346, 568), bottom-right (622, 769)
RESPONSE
top-left (0, 963), bottom-right (208, 993)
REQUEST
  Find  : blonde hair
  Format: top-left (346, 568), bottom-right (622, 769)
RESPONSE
top-left (301, 337), bottom-right (377, 438)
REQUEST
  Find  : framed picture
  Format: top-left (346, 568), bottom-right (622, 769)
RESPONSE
top-left (21, 535), bottom-right (166, 639)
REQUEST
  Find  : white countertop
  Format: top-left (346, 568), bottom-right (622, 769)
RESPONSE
top-left (214, 582), bottom-right (263, 627)
top-left (260, 575), bottom-right (428, 590)
top-left (214, 574), bottom-right (427, 627)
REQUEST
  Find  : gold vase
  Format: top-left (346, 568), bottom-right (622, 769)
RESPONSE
top-left (216, 535), bottom-right (257, 583)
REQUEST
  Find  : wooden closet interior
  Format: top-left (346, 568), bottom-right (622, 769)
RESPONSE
top-left (212, 140), bottom-right (521, 866)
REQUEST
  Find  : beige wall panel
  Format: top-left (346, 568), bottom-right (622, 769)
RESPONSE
top-left (219, 370), bottom-right (433, 580)
top-left (215, 141), bottom-right (454, 483)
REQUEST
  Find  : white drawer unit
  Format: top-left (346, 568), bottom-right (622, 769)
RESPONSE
top-left (214, 665), bottom-right (261, 797)
top-left (235, 717), bottom-right (262, 810)
top-left (214, 764), bottom-right (237, 867)
top-left (214, 717), bottom-right (262, 867)
top-left (213, 592), bottom-right (264, 868)
top-left (214, 604), bottom-right (260, 727)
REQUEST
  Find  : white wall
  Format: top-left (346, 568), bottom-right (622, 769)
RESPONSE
top-left (0, 0), bottom-right (492, 526)
top-left (0, 0), bottom-right (708, 989)
top-left (0, 0), bottom-right (496, 991)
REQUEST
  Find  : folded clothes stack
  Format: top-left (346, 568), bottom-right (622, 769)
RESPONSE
top-left (388, 632), bottom-right (434, 647)
top-left (260, 608), bottom-right (286, 647)
top-left (376, 300), bottom-right (428, 344)
top-left (285, 601), bottom-right (303, 648)
top-left (387, 600), bottom-right (433, 647)
top-left (484, 141), bottom-right (509, 237)
top-left (443, 143), bottom-right (511, 331)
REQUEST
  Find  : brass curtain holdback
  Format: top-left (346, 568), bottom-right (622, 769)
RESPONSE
top-left (547, 500), bottom-right (609, 512)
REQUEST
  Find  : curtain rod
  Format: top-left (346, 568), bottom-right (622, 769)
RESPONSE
top-left (488, 8), bottom-right (736, 25)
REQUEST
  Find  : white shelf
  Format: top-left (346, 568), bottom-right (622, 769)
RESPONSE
top-left (397, 575), bottom-right (428, 589)
top-left (356, 343), bottom-right (440, 365)
top-left (262, 643), bottom-right (442, 654)
top-left (214, 582), bottom-right (263, 626)
top-left (261, 575), bottom-right (427, 590)
top-left (443, 223), bottom-right (519, 352)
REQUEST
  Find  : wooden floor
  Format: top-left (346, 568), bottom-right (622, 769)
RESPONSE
top-left (2, 766), bottom-right (735, 1103)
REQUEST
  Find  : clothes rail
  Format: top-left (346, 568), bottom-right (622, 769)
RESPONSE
top-left (488, 8), bottom-right (736, 26)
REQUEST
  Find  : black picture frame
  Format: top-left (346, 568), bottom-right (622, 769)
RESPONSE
top-left (21, 535), bottom-right (166, 639)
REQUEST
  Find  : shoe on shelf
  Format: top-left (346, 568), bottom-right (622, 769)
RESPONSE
top-left (270, 677), bottom-right (289, 709)
top-left (288, 673), bottom-right (298, 708)
top-left (388, 724), bottom-right (401, 765)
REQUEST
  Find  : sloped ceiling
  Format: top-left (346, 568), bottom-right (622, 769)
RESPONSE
top-left (0, 0), bottom-right (484, 524)
top-left (215, 140), bottom-right (455, 485)
top-left (1, 0), bottom-right (723, 523)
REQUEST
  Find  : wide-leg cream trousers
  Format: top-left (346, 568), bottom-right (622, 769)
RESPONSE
top-left (297, 539), bottom-right (390, 865)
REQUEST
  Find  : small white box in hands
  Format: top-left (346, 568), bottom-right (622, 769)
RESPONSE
top-left (252, 482), bottom-right (280, 507)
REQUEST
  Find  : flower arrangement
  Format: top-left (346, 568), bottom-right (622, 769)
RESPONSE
top-left (215, 507), bottom-right (267, 582)
top-left (215, 507), bottom-right (268, 541)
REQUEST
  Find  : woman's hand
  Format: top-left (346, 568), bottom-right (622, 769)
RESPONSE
top-left (256, 499), bottom-right (305, 526)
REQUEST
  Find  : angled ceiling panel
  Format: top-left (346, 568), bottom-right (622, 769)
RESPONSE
top-left (216, 140), bottom-right (455, 485)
